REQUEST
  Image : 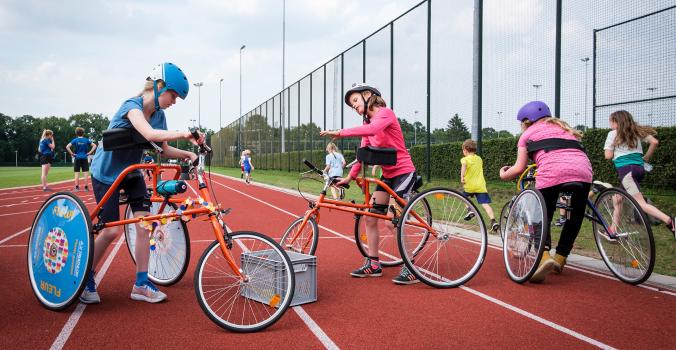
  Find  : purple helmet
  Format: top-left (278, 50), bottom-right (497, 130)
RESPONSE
top-left (517, 101), bottom-right (551, 122)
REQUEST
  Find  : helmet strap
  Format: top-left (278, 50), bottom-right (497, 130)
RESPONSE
top-left (361, 93), bottom-right (369, 123)
top-left (153, 81), bottom-right (160, 111)
top-left (152, 81), bottom-right (170, 111)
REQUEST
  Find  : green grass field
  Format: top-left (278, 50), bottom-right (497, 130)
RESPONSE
top-left (0, 166), bottom-right (77, 188)
top-left (209, 166), bottom-right (675, 277)
top-left (1, 165), bottom-right (672, 276)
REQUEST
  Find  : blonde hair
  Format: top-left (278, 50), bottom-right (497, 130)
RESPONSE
top-left (609, 110), bottom-right (656, 149)
top-left (521, 117), bottom-right (582, 139)
top-left (462, 139), bottom-right (477, 152)
top-left (41, 129), bottom-right (53, 140)
top-left (326, 142), bottom-right (340, 153)
top-left (137, 79), bottom-right (166, 97)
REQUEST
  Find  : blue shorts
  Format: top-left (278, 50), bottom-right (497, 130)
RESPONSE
top-left (463, 192), bottom-right (492, 204)
top-left (243, 166), bottom-right (252, 174)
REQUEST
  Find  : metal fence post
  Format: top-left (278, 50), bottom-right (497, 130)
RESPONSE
top-left (554, 0), bottom-right (562, 118)
top-left (472, 0), bottom-right (483, 155)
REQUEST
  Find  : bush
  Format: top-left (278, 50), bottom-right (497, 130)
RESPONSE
top-left (248, 126), bottom-right (675, 190)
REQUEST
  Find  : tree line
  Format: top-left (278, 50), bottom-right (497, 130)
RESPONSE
top-left (0, 112), bottom-right (213, 164)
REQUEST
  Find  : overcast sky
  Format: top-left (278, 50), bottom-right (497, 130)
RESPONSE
top-left (0, 0), bottom-right (423, 131)
top-left (2, 0), bottom-right (673, 136)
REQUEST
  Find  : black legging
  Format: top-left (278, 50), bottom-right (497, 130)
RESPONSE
top-left (539, 182), bottom-right (591, 257)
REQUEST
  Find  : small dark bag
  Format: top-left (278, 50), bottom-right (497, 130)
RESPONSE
top-left (356, 146), bottom-right (397, 166)
top-left (102, 128), bottom-right (152, 151)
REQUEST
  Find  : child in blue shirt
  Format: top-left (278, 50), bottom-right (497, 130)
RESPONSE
top-left (38, 129), bottom-right (55, 191)
top-left (66, 127), bottom-right (97, 192)
top-left (81, 63), bottom-right (205, 305)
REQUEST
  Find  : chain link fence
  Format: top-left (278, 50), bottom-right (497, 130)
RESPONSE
top-left (213, 0), bottom-right (676, 180)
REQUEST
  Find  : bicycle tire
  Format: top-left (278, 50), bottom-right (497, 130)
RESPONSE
top-left (280, 215), bottom-right (319, 255)
top-left (499, 199), bottom-right (513, 242)
top-left (194, 231), bottom-right (295, 332)
top-left (27, 192), bottom-right (93, 310)
top-left (398, 188), bottom-right (486, 288)
top-left (503, 189), bottom-right (547, 284)
top-left (592, 187), bottom-right (655, 285)
top-left (124, 202), bottom-right (190, 286)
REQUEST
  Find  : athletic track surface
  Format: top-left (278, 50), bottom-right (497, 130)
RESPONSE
top-left (0, 172), bottom-right (674, 349)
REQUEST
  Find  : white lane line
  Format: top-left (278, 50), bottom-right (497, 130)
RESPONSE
top-left (458, 286), bottom-right (616, 349)
top-left (293, 306), bottom-right (339, 350)
top-left (0, 244), bottom-right (27, 248)
top-left (212, 172), bottom-right (676, 296)
top-left (208, 180), bottom-right (338, 349)
top-left (0, 210), bottom-right (36, 217)
top-left (0, 227), bottom-right (30, 245)
top-left (0, 179), bottom-right (72, 192)
top-left (211, 178), bottom-right (616, 350)
top-left (50, 236), bottom-right (125, 350)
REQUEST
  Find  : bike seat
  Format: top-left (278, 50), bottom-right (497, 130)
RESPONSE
top-left (558, 182), bottom-right (586, 193)
top-left (413, 176), bottom-right (423, 192)
top-left (357, 146), bottom-right (397, 166)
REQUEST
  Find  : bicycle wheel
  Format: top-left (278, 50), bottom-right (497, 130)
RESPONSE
top-left (280, 215), bottom-right (319, 255)
top-left (398, 188), bottom-right (486, 288)
top-left (194, 231), bottom-right (295, 333)
top-left (27, 192), bottom-right (93, 310)
top-left (354, 212), bottom-right (402, 267)
top-left (499, 199), bottom-right (513, 242)
top-left (592, 187), bottom-right (655, 285)
top-left (503, 189), bottom-right (547, 283)
top-left (124, 202), bottom-right (190, 286)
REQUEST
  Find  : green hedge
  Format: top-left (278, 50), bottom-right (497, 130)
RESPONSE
top-left (244, 126), bottom-right (675, 190)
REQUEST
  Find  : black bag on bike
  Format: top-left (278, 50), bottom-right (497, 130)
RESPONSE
top-left (357, 146), bottom-right (397, 166)
top-left (102, 128), bottom-right (152, 151)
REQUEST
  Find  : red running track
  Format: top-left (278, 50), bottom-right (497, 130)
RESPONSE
top-left (0, 174), bottom-right (674, 349)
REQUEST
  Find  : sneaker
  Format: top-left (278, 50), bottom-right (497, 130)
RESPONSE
top-left (463, 211), bottom-right (476, 221)
top-left (42, 187), bottom-right (54, 192)
top-left (240, 173), bottom-right (244, 179)
top-left (79, 272), bottom-right (100, 304)
top-left (392, 265), bottom-right (419, 285)
top-left (131, 281), bottom-right (167, 303)
top-left (553, 253), bottom-right (567, 274)
top-left (350, 258), bottom-right (382, 277)
top-left (73, 187), bottom-right (80, 192)
top-left (530, 251), bottom-right (555, 283)
top-left (85, 186), bottom-right (90, 192)
top-left (490, 220), bottom-right (499, 232)
top-left (554, 217), bottom-right (566, 227)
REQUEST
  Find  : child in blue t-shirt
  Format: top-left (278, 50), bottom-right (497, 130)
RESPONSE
top-left (323, 142), bottom-right (346, 199)
top-left (38, 129), bottom-right (55, 191)
top-left (66, 127), bottom-right (97, 192)
top-left (81, 63), bottom-right (205, 305)
top-left (242, 149), bottom-right (254, 184)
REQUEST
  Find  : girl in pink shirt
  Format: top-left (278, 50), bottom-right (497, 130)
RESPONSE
top-left (320, 83), bottom-right (418, 285)
top-left (499, 101), bottom-right (592, 283)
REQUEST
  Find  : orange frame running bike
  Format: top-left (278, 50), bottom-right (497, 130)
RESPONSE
top-left (27, 129), bottom-right (295, 332)
top-left (280, 152), bottom-right (488, 288)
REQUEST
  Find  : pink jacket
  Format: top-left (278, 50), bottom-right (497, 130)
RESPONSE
top-left (339, 107), bottom-right (416, 179)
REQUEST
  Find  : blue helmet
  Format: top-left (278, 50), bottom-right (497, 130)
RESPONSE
top-left (147, 63), bottom-right (189, 110)
top-left (517, 101), bottom-right (551, 123)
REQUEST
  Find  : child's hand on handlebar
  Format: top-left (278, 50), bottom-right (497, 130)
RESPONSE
top-left (335, 175), bottom-right (353, 187)
top-left (185, 130), bottom-right (206, 145)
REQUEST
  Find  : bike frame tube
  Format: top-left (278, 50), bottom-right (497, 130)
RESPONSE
top-left (89, 161), bottom-right (244, 278)
top-left (287, 175), bottom-right (435, 247)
